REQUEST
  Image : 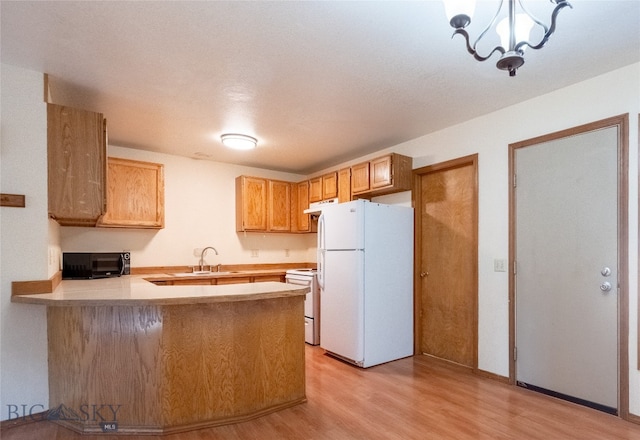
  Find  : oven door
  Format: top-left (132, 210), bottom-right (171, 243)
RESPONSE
top-left (285, 274), bottom-right (313, 318)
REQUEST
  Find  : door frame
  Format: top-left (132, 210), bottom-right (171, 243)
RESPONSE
top-left (508, 114), bottom-right (629, 418)
top-left (412, 154), bottom-right (479, 369)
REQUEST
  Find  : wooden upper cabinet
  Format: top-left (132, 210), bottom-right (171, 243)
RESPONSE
top-left (236, 176), bottom-right (268, 231)
top-left (351, 161), bottom-right (370, 194)
top-left (351, 153), bottom-right (413, 198)
top-left (309, 177), bottom-right (322, 203)
top-left (309, 172), bottom-right (338, 203)
top-left (268, 180), bottom-right (291, 231)
top-left (292, 181), bottom-right (311, 233)
top-left (370, 155), bottom-right (393, 189)
top-left (47, 103), bottom-right (107, 226)
top-left (98, 157), bottom-right (165, 229)
top-left (236, 176), bottom-right (293, 232)
top-left (322, 172), bottom-right (338, 200)
top-left (338, 167), bottom-right (352, 203)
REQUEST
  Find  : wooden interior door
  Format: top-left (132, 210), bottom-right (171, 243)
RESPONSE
top-left (414, 155), bottom-right (478, 367)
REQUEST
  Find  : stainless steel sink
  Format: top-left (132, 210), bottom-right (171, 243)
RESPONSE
top-left (170, 271), bottom-right (237, 277)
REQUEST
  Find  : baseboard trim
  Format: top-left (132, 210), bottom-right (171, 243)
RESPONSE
top-left (0, 410), bottom-right (49, 431)
top-left (474, 368), bottom-right (510, 384)
top-left (626, 412), bottom-right (640, 424)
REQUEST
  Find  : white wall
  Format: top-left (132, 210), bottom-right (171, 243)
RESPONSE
top-left (392, 63), bottom-right (640, 413)
top-left (0, 64), bottom-right (54, 419)
top-left (60, 146), bottom-right (317, 267)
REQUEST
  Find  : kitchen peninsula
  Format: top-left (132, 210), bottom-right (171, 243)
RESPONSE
top-left (12, 277), bottom-right (308, 435)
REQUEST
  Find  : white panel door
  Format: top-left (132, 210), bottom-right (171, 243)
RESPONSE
top-left (515, 126), bottom-right (618, 411)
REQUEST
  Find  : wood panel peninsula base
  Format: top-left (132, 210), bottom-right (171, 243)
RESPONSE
top-left (13, 280), bottom-right (307, 435)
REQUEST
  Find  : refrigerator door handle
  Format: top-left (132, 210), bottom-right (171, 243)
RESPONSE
top-left (317, 213), bottom-right (325, 289)
top-left (317, 249), bottom-right (325, 289)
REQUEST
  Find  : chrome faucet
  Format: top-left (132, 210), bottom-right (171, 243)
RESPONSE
top-left (198, 246), bottom-right (219, 272)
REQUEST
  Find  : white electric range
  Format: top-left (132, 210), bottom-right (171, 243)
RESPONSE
top-left (285, 268), bottom-right (319, 345)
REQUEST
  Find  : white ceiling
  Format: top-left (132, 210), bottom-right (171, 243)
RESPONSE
top-left (2, 1), bottom-right (639, 174)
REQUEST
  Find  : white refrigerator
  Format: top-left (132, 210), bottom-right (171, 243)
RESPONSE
top-left (318, 199), bottom-right (413, 368)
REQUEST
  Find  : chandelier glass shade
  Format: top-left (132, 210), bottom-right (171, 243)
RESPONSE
top-left (443, 0), bottom-right (572, 76)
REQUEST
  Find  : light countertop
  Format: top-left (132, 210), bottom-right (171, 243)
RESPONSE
top-left (11, 276), bottom-right (308, 307)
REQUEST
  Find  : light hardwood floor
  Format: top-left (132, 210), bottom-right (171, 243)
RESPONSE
top-left (3, 345), bottom-right (640, 439)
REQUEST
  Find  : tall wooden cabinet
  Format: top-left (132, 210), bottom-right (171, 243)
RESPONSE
top-left (47, 103), bottom-right (107, 226)
top-left (98, 157), bottom-right (165, 229)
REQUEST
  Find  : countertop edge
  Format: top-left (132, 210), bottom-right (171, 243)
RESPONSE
top-left (11, 281), bottom-right (309, 307)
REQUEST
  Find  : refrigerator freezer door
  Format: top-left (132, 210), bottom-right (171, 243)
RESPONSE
top-left (321, 200), bottom-right (365, 250)
top-left (320, 249), bottom-right (364, 364)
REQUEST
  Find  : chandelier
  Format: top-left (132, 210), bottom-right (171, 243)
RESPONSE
top-left (443, 0), bottom-right (572, 76)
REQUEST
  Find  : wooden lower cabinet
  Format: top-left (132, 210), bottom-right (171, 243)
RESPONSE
top-left (149, 273), bottom-right (287, 286)
top-left (253, 275), bottom-right (285, 282)
top-left (216, 277), bottom-right (252, 285)
top-left (46, 298), bottom-right (305, 434)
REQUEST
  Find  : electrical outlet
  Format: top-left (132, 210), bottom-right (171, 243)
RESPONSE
top-left (494, 259), bottom-right (507, 272)
top-left (251, 249), bottom-right (259, 258)
top-left (193, 248), bottom-right (202, 257)
top-left (285, 249), bottom-right (290, 257)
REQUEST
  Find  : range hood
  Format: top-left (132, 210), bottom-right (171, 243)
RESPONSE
top-left (303, 198), bottom-right (339, 215)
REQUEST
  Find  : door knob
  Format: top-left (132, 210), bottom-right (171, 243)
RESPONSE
top-left (600, 281), bottom-right (612, 292)
top-left (601, 267), bottom-right (611, 277)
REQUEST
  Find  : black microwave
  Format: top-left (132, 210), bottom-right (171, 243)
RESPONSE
top-left (62, 252), bottom-right (131, 279)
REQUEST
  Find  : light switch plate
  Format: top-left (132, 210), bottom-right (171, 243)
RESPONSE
top-left (494, 259), bottom-right (507, 272)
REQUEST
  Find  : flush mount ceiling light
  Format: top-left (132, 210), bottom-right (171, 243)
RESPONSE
top-left (443, 0), bottom-right (572, 76)
top-left (221, 133), bottom-right (258, 150)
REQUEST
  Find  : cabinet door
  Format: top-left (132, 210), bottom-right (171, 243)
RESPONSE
top-left (338, 167), bottom-right (351, 203)
top-left (351, 162), bottom-right (370, 194)
top-left (47, 103), bottom-right (107, 226)
top-left (253, 275), bottom-right (285, 282)
top-left (370, 155), bottom-right (393, 189)
top-left (98, 158), bottom-right (165, 228)
top-left (309, 177), bottom-right (322, 202)
top-left (268, 180), bottom-right (291, 231)
top-left (236, 176), bottom-right (268, 231)
top-left (217, 277), bottom-right (252, 285)
top-left (296, 181), bottom-right (310, 232)
top-left (322, 172), bottom-right (338, 199)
